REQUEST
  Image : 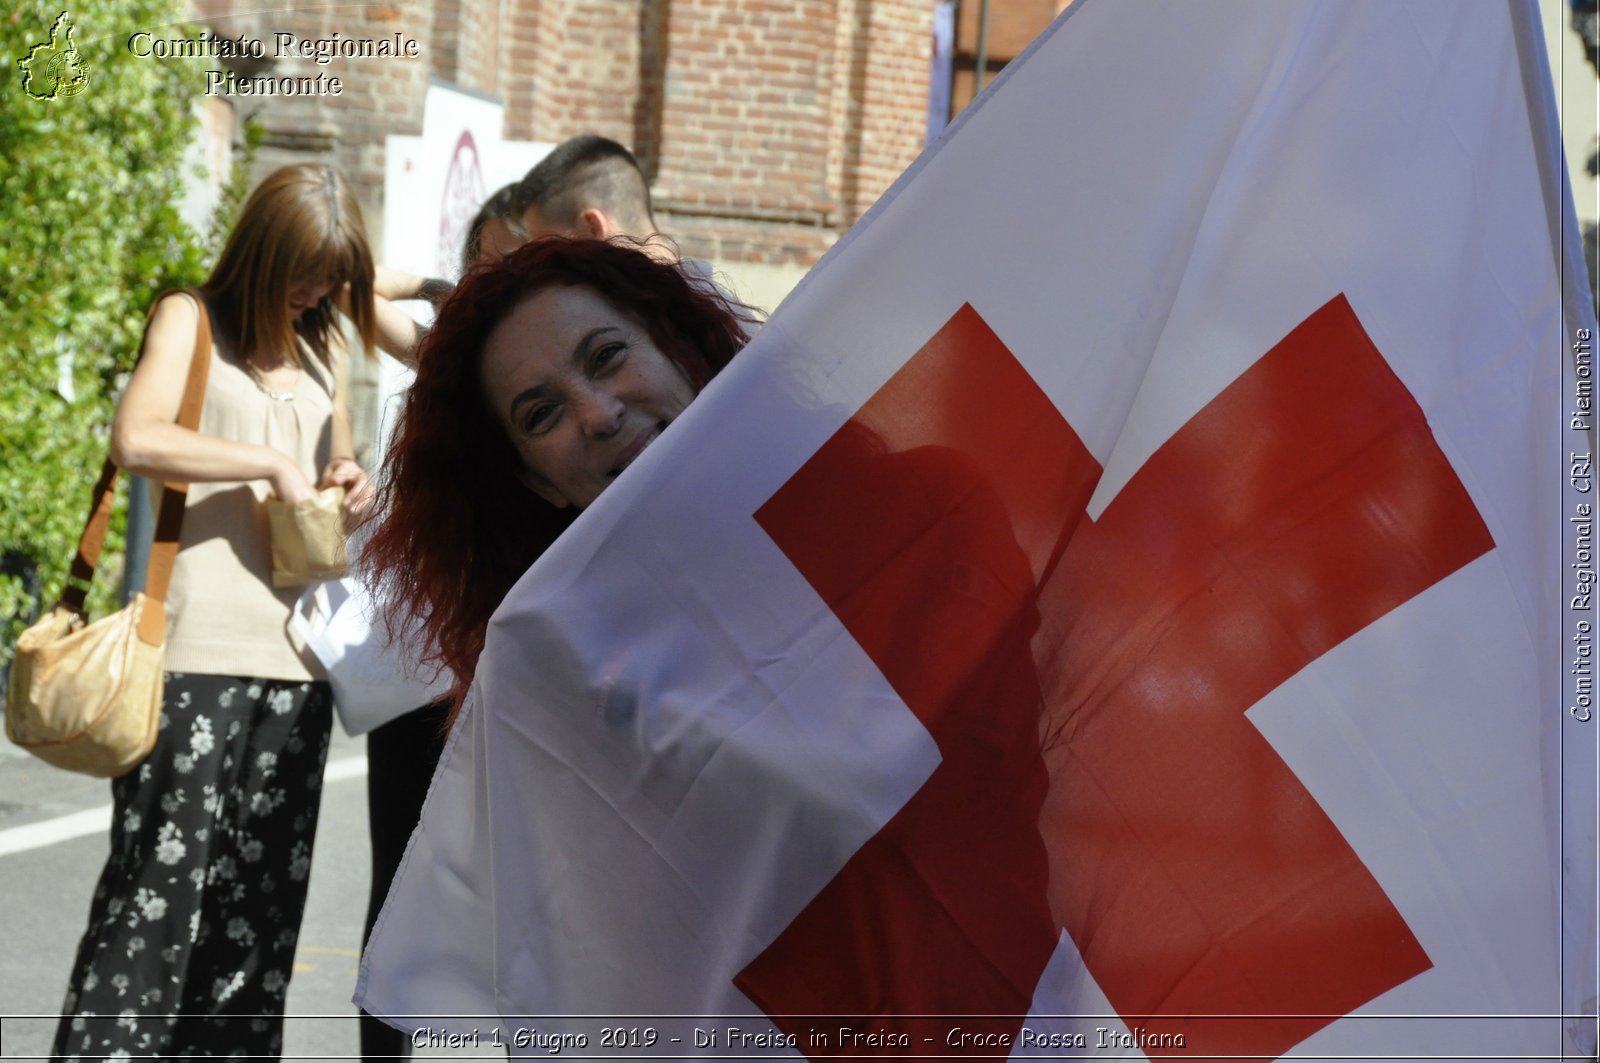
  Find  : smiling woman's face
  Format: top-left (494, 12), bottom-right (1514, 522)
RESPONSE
top-left (288, 276), bottom-right (333, 318)
top-left (479, 284), bottom-right (696, 509)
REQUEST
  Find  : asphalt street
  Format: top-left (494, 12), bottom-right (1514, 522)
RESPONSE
top-left (0, 722), bottom-right (496, 1061)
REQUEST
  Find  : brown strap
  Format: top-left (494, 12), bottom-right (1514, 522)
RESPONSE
top-left (60, 292), bottom-right (213, 648)
top-left (62, 460), bottom-right (119, 604)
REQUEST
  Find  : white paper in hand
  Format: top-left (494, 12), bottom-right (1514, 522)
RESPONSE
top-left (292, 575), bottom-right (451, 735)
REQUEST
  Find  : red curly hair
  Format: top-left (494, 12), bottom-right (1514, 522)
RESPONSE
top-left (362, 238), bottom-right (751, 708)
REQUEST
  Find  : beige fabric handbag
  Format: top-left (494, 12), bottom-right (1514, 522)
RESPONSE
top-left (5, 296), bottom-right (212, 777)
top-left (266, 485), bottom-right (348, 587)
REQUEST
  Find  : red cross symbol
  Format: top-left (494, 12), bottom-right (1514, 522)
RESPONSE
top-left (740, 296), bottom-right (1494, 1058)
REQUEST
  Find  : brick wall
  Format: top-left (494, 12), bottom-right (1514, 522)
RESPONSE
top-left (493, 0), bottom-right (935, 269)
top-left (518, 0), bottom-right (645, 145)
top-left (201, 1), bottom-right (431, 209)
top-left (191, 0), bottom-right (933, 269)
top-left (847, 0), bottom-right (933, 220)
top-left (430, 0), bottom-right (500, 95)
top-left (654, 0), bottom-right (843, 265)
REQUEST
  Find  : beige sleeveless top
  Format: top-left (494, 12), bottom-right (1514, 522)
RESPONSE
top-left (159, 318), bottom-right (338, 681)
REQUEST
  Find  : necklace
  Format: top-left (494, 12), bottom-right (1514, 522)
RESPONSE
top-left (246, 360), bottom-right (300, 403)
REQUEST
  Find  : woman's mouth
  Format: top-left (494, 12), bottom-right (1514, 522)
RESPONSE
top-left (609, 423), bottom-right (666, 477)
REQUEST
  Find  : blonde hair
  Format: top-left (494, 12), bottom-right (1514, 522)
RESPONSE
top-left (203, 163), bottom-right (376, 367)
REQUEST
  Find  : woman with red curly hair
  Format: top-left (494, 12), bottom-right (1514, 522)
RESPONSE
top-left (362, 237), bottom-right (752, 711)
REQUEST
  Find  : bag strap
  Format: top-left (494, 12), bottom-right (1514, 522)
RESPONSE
top-left (60, 292), bottom-right (214, 648)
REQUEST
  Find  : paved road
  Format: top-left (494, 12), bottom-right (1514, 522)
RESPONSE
top-left (0, 723), bottom-right (495, 1060)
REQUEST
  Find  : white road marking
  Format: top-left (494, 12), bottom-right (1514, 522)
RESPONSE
top-left (0, 755), bottom-right (368, 857)
top-left (323, 755), bottom-right (369, 784)
top-left (0, 805), bottom-right (110, 856)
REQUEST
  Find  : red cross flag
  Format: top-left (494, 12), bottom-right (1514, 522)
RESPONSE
top-left (358, 1), bottom-right (1599, 1058)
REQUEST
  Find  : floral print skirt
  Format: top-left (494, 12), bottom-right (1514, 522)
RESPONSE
top-left (51, 672), bottom-right (332, 1061)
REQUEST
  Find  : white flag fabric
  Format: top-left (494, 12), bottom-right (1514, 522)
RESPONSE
top-left (357, 1), bottom-right (1598, 1058)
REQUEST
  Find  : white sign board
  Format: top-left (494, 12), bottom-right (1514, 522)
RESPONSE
top-left (377, 83), bottom-right (553, 457)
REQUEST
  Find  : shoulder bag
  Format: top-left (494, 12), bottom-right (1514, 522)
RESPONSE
top-left (5, 294), bottom-right (212, 777)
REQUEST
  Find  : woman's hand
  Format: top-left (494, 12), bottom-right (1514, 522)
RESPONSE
top-left (318, 456), bottom-right (373, 521)
top-left (375, 265), bottom-right (453, 307)
top-left (270, 459), bottom-right (318, 505)
top-left (338, 266), bottom-right (454, 368)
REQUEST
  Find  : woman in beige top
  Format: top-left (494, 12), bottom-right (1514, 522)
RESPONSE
top-left (51, 164), bottom-right (378, 1062)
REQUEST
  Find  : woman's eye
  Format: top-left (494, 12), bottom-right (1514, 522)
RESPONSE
top-left (523, 403), bottom-right (559, 434)
top-left (590, 342), bottom-right (626, 372)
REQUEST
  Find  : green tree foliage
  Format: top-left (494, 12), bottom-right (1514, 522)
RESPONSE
top-left (1, 1), bottom-right (218, 659)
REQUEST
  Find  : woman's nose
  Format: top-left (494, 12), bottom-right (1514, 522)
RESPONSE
top-left (575, 386), bottom-right (626, 437)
